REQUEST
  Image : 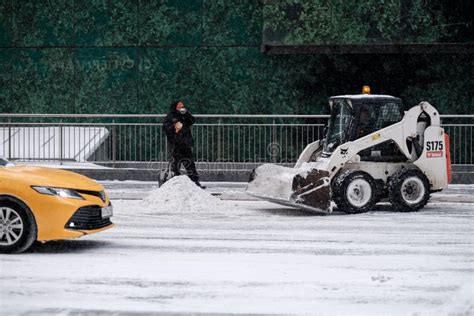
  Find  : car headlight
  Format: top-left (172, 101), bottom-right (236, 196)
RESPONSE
top-left (32, 186), bottom-right (85, 200)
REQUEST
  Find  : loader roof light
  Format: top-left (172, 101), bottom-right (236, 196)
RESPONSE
top-left (362, 86), bottom-right (371, 94)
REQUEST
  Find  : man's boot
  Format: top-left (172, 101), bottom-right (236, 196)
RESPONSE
top-left (194, 181), bottom-right (206, 189)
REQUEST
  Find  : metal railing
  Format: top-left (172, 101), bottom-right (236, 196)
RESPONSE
top-left (1, 114), bottom-right (472, 166)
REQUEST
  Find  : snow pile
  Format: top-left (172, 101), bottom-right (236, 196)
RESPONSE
top-left (219, 190), bottom-right (259, 201)
top-left (141, 175), bottom-right (229, 214)
top-left (247, 164), bottom-right (300, 200)
top-left (246, 163), bottom-right (324, 200)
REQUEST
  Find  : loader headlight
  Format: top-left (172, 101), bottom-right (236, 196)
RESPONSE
top-left (32, 186), bottom-right (85, 200)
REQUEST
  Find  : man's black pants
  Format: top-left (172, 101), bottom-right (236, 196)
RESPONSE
top-left (170, 146), bottom-right (199, 183)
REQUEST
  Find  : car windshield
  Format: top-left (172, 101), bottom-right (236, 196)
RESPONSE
top-left (0, 158), bottom-right (14, 167)
top-left (323, 100), bottom-right (352, 153)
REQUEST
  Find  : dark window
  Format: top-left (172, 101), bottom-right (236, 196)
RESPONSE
top-left (376, 101), bottom-right (402, 130)
top-left (355, 100), bottom-right (403, 139)
top-left (355, 99), bottom-right (406, 162)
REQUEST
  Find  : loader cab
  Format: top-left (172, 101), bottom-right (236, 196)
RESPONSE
top-left (323, 95), bottom-right (405, 160)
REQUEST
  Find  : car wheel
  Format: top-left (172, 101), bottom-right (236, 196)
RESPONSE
top-left (389, 169), bottom-right (430, 212)
top-left (0, 200), bottom-right (37, 254)
top-left (333, 170), bottom-right (377, 214)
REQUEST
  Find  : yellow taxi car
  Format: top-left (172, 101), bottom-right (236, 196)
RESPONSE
top-left (0, 158), bottom-right (113, 253)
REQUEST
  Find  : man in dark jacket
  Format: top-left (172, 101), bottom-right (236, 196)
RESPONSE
top-left (162, 101), bottom-right (202, 187)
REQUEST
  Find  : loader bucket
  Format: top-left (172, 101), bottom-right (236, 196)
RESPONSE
top-left (246, 164), bottom-right (332, 214)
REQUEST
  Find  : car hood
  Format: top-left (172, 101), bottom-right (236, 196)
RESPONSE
top-left (2, 166), bottom-right (103, 191)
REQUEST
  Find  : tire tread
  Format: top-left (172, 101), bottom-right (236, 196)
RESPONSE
top-left (0, 200), bottom-right (37, 254)
top-left (388, 168), bottom-right (431, 212)
top-left (333, 170), bottom-right (377, 214)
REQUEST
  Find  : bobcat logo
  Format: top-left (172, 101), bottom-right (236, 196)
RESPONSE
top-left (340, 148), bottom-right (349, 158)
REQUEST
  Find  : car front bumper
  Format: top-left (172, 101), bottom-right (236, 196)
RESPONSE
top-left (28, 194), bottom-right (114, 241)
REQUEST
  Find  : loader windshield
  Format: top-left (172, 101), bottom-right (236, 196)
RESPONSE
top-left (323, 100), bottom-right (352, 154)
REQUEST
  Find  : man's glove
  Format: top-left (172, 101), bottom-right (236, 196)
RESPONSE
top-left (175, 121), bottom-right (183, 133)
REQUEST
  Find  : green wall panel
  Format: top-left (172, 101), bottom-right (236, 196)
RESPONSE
top-left (0, 0), bottom-right (12, 47)
top-left (0, 1), bottom-right (471, 115)
top-left (262, 0), bottom-right (452, 45)
top-left (75, 0), bottom-right (137, 46)
top-left (400, 55), bottom-right (474, 114)
top-left (139, 0), bottom-right (202, 46)
top-left (201, 47), bottom-right (263, 114)
top-left (12, 0), bottom-right (74, 46)
top-left (0, 49), bottom-right (11, 111)
top-left (75, 48), bottom-right (137, 113)
top-left (139, 47), bottom-right (202, 113)
top-left (265, 54), bottom-right (474, 115)
top-left (11, 48), bottom-right (74, 113)
top-left (200, 47), bottom-right (301, 115)
top-left (203, 0), bottom-right (262, 46)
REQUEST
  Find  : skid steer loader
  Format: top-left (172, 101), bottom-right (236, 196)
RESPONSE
top-left (246, 88), bottom-right (452, 214)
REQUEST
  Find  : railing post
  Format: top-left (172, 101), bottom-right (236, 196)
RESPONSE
top-left (112, 120), bottom-right (116, 168)
top-left (59, 120), bottom-right (64, 165)
top-left (272, 118), bottom-right (276, 163)
top-left (8, 118), bottom-right (12, 160)
top-left (218, 118), bottom-right (222, 161)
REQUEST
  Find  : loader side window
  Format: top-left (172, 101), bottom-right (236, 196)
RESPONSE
top-left (356, 100), bottom-right (406, 162)
top-left (375, 101), bottom-right (402, 130)
top-left (355, 106), bottom-right (377, 139)
top-left (353, 101), bottom-right (403, 140)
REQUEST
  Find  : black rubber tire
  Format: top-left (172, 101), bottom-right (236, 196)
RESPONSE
top-left (388, 169), bottom-right (430, 212)
top-left (333, 170), bottom-right (378, 214)
top-left (0, 200), bottom-right (37, 254)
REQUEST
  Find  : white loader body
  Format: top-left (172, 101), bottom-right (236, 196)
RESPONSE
top-left (247, 98), bottom-right (451, 214)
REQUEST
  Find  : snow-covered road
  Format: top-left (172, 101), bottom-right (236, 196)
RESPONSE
top-left (1, 181), bottom-right (473, 315)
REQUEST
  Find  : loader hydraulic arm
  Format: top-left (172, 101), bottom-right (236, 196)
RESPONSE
top-left (326, 101), bottom-right (440, 178)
